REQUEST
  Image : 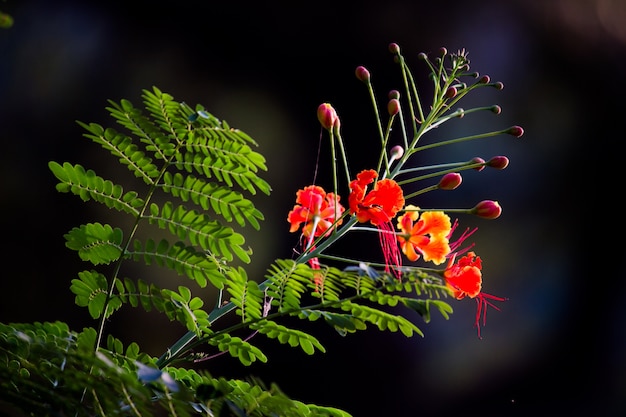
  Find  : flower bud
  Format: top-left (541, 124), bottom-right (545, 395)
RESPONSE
top-left (418, 52), bottom-right (428, 61)
top-left (445, 86), bottom-right (457, 99)
top-left (490, 105), bottom-right (502, 114)
top-left (507, 125), bottom-right (524, 138)
top-left (389, 145), bottom-right (404, 160)
top-left (388, 89), bottom-right (400, 100)
top-left (472, 200), bottom-right (502, 219)
top-left (493, 81), bottom-right (504, 90)
top-left (387, 98), bottom-right (400, 116)
top-left (388, 43), bottom-right (400, 55)
top-left (439, 47), bottom-right (447, 57)
top-left (355, 66), bottom-right (370, 83)
top-left (487, 155), bottom-right (509, 169)
top-left (317, 103), bottom-right (338, 131)
top-left (438, 173), bottom-right (462, 190)
top-left (479, 75), bottom-right (490, 84)
top-left (471, 157), bottom-right (486, 171)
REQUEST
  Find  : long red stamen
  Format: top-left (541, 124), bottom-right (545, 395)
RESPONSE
top-left (448, 219), bottom-right (477, 256)
top-left (474, 292), bottom-right (507, 339)
top-left (377, 220), bottom-right (402, 279)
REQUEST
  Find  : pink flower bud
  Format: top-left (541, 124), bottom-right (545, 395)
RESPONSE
top-left (317, 103), bottom-right (338, 131)
top-left (388, 43), bottom-right (400, 55)
top-left (507, 125), bottom-right (524, 138)
top-left (390, 145), bottom-right (404, 160)
top-left (487, 156), bottom-right (509, 169)
top-left (387, 98), bottom-right (400, 116)
top-left (491, 105), bottom-right (502, 114)
top-left (355, 66), bottom-right (370, 83)
top-left (472, 200), bottom-right (502, 219)
top-left (438, 173), bottom-right (462, 190)
top-left (479, 75), bottom-right (490, 84)
top-left (471, 157), bottom-right (486, 171)
top-left (493, 81), bottom-right (504, 90)
top-left (388, 89), bottom-right (400, 100)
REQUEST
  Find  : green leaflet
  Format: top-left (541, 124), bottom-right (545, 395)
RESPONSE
top-left (226, 267), bottom-right (265, 322)
top-left (77, 121), bottom-right (162, 184)
top-left (128, 238), bottom-right (226, 289)
top-left (160, 171), bottom-right (264, 229)
top-left (250, 320), bottom-right (325, 355)
top-left (48, 161), bottom-right (144, 214)
top-left (147, 200), bottom-right (251, 263)
top-left (208, 333), bottom-right (268, 366)
top-left (64, 222), bottom-right (124, 265)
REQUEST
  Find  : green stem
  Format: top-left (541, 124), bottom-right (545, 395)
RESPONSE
top-left (334, 125), bottom-right (352, 187)
top-left (329, 128), bottom-right (338, 219)
top-left (411, 128), bottom-right (510, 154)
top-left (403, 185), bottom-right (439, 200)
top-left (396, 160), bottom-right (483, 187)
top-left (364, 80), bottom-right (389, 172)
top-left (376, 114), bottom-right (396, 176)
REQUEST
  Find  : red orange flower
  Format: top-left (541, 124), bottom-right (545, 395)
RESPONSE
top-left (287, 185), bottom-right (344, 239)
top-left (443, 251), bottom-right (505, 338)
top-left (396, 205), bottom-right (451, 265)
top-left (348, 169), bottom-right (405, 278)
top-left (348, 169), bottom-right (404, 225)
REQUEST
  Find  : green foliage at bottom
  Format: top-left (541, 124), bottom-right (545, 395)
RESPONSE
top-left (0, 322), bottom-right (351, 416)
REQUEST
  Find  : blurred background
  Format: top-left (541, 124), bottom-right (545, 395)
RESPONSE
top-left (1, 0), bottom-right (624, 416)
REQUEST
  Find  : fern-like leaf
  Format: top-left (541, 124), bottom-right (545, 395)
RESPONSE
top-left (208, 333), bottom-right (268, 366)
top-left (48, 161), bottom-right (144, 214)
top-left (341, 301), bottom-right (424, 337)
top-left (77, 121), bottom-right (162, 183)
top-left (164, 285), bottom-right (210, 335)
top-left (298, 309), bottom-right (368, 336)
top-left (70, 270), bottom-right (123, 319)
top-left (264, 259), bottom-right (311, 313)
top-left (250, 319), bottom-right (325, 355)
top-left (160, 171), bottom-right (264, 229)
top-left (128, 238), bottom-right (226, 289)
top-left (64, 222), bottom-right (124, 265)
top-left (400, 298), bottom-right (454, 323)
top-left (114, 278), bottom-right (210, 334)
top-left (106, 90), bottom-right (177, 162)
top-left (226, 267), bottom-right (265, 322)
top-left (147, 201), bottom-right (251, 263)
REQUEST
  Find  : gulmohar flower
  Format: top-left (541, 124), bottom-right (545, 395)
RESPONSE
top-left (348, 169), bottom-right (405, 278)
top-left (443, 251), bottom-right (506, 338)
top-left (348, 169), bottom-right (404, 225)
top-left (287, 185), bottom-right (345, 239)
top-left (396, 205), bottom-right (451, 265)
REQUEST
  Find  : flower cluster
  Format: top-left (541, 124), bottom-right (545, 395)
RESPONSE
top-left (287, 45), bottom-right (523, 337)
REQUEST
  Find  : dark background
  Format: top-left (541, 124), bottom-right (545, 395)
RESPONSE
top-left (1, 1), bottom-right (623, 416)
